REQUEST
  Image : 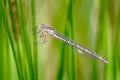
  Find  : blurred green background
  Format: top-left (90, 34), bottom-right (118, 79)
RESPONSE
top-left (0, 0), bottom-right (120, 80)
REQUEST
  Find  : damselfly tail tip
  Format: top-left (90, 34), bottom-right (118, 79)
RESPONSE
top-left (103, 59), bottom-right (108, 64)
top-left (99, 56), bottom-right (108, 64)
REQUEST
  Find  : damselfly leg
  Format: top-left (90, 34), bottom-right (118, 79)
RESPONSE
top-left (33, 27), bottom-right (47, 44)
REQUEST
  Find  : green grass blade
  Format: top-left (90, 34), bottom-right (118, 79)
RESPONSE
top-left (56, 43), bottom-right (65, 80)
top-left (7, 0), bottom-right (26, 80)
top-left (0, 1), bottom-right (23, 79)
top-left (0, 6), bottom-right (3, 80)
top-left (16, 0), bottom-right (34, 79)
top-left (67, 0), bottom-right (76, 80)
top-left (112, 1), bottom-right (120, 80)
top-left (6, 34), bottom-right (11, 80)
top-left (30, 0), bottom-right (38, 79)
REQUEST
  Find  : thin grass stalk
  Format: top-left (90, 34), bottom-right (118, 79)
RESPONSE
top-left (6, 34), bottom-right (11, 80)
top-left (112, 2), bottom-right (120, 80)
top-left (105, 0), bottom-right (115, 80)
top-left (3, 0), bottom-right (7, 79)
top-left (8, 0), bottom-right (25, 79)
top-left (30, 0), bottom-right (38, 79)
top-left (98, 1), bottom-right (109, 79)
top-left (67, 0), bottom-right (76, 80)
top-left (86, 1), bottom-right (96, 79)
top-left (0, 1), bottom-right (23, 79)
top-left (56, 43), bottom-right (65, 80)
top-left (1, 1), bottom-right (6, 80)
top-left (64, 25), bottom-right (71, 80)
top-left (16, 0), bottom-right (34, 79)
top-left (87, 0), bottom-right (94, 46)
top-left (102, 14), bottom-right (109, 80)
top-left (112, 24), bottom-right (117, 80)
top-left (93, 0), bottom-right (106, 80)
top-left (106, 26), bottom-right (113, 80)
top-left (117, 1), bottom-right (120, 74)
top-left (110, 1), bottom-right (119, 80)
top-left (98, 0), bottom-right (110, 80)
top-left (0, 6), bottom-right (3, 80)
top-left (97, 0), bottom-right (106, 54)
top-left (53, 1), bottom-right (68, 80)
top-left (14, 0), bottom-right (30, 79)
top-left (3, 28), bottom-right (7, 80)
top-left (56, 27), bottom-right (69, 80)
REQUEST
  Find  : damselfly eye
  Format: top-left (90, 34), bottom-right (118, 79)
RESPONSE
top-left (39, 24), bottom-right (45, 29)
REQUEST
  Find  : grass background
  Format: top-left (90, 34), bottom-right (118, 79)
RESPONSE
top-left (0, 0), bottom-right (120, 80)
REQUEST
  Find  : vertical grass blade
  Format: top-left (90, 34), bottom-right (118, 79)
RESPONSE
top-left (92, 0), bottom-right (107, 80)
top-left (6, 34), bottom-right (11, 80)
top-left (56, 43), bottom-right (66, 80)
top-left (31, 0), bottom-right (38, 79)
top-left (112, 1), bottom-right (120, 80)
top-left (66, 0), bottom-right (76, 80)
top-left (0, 0), bottom-right (23, 79)
top-left (0, 5), bottom-right (3, 80)
top-left (8, 0), bottom-right (25, 79)
top-left (16, 0), bottom-right (34, 79)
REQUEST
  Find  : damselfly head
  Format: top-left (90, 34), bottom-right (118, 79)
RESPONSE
top-left (39, 24), bottom-right (45, 29)
top-left (39, 24), bottom-right (55, 35)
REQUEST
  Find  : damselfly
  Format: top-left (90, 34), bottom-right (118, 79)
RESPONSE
top-left (37, 24), bottom-right (108, 63)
